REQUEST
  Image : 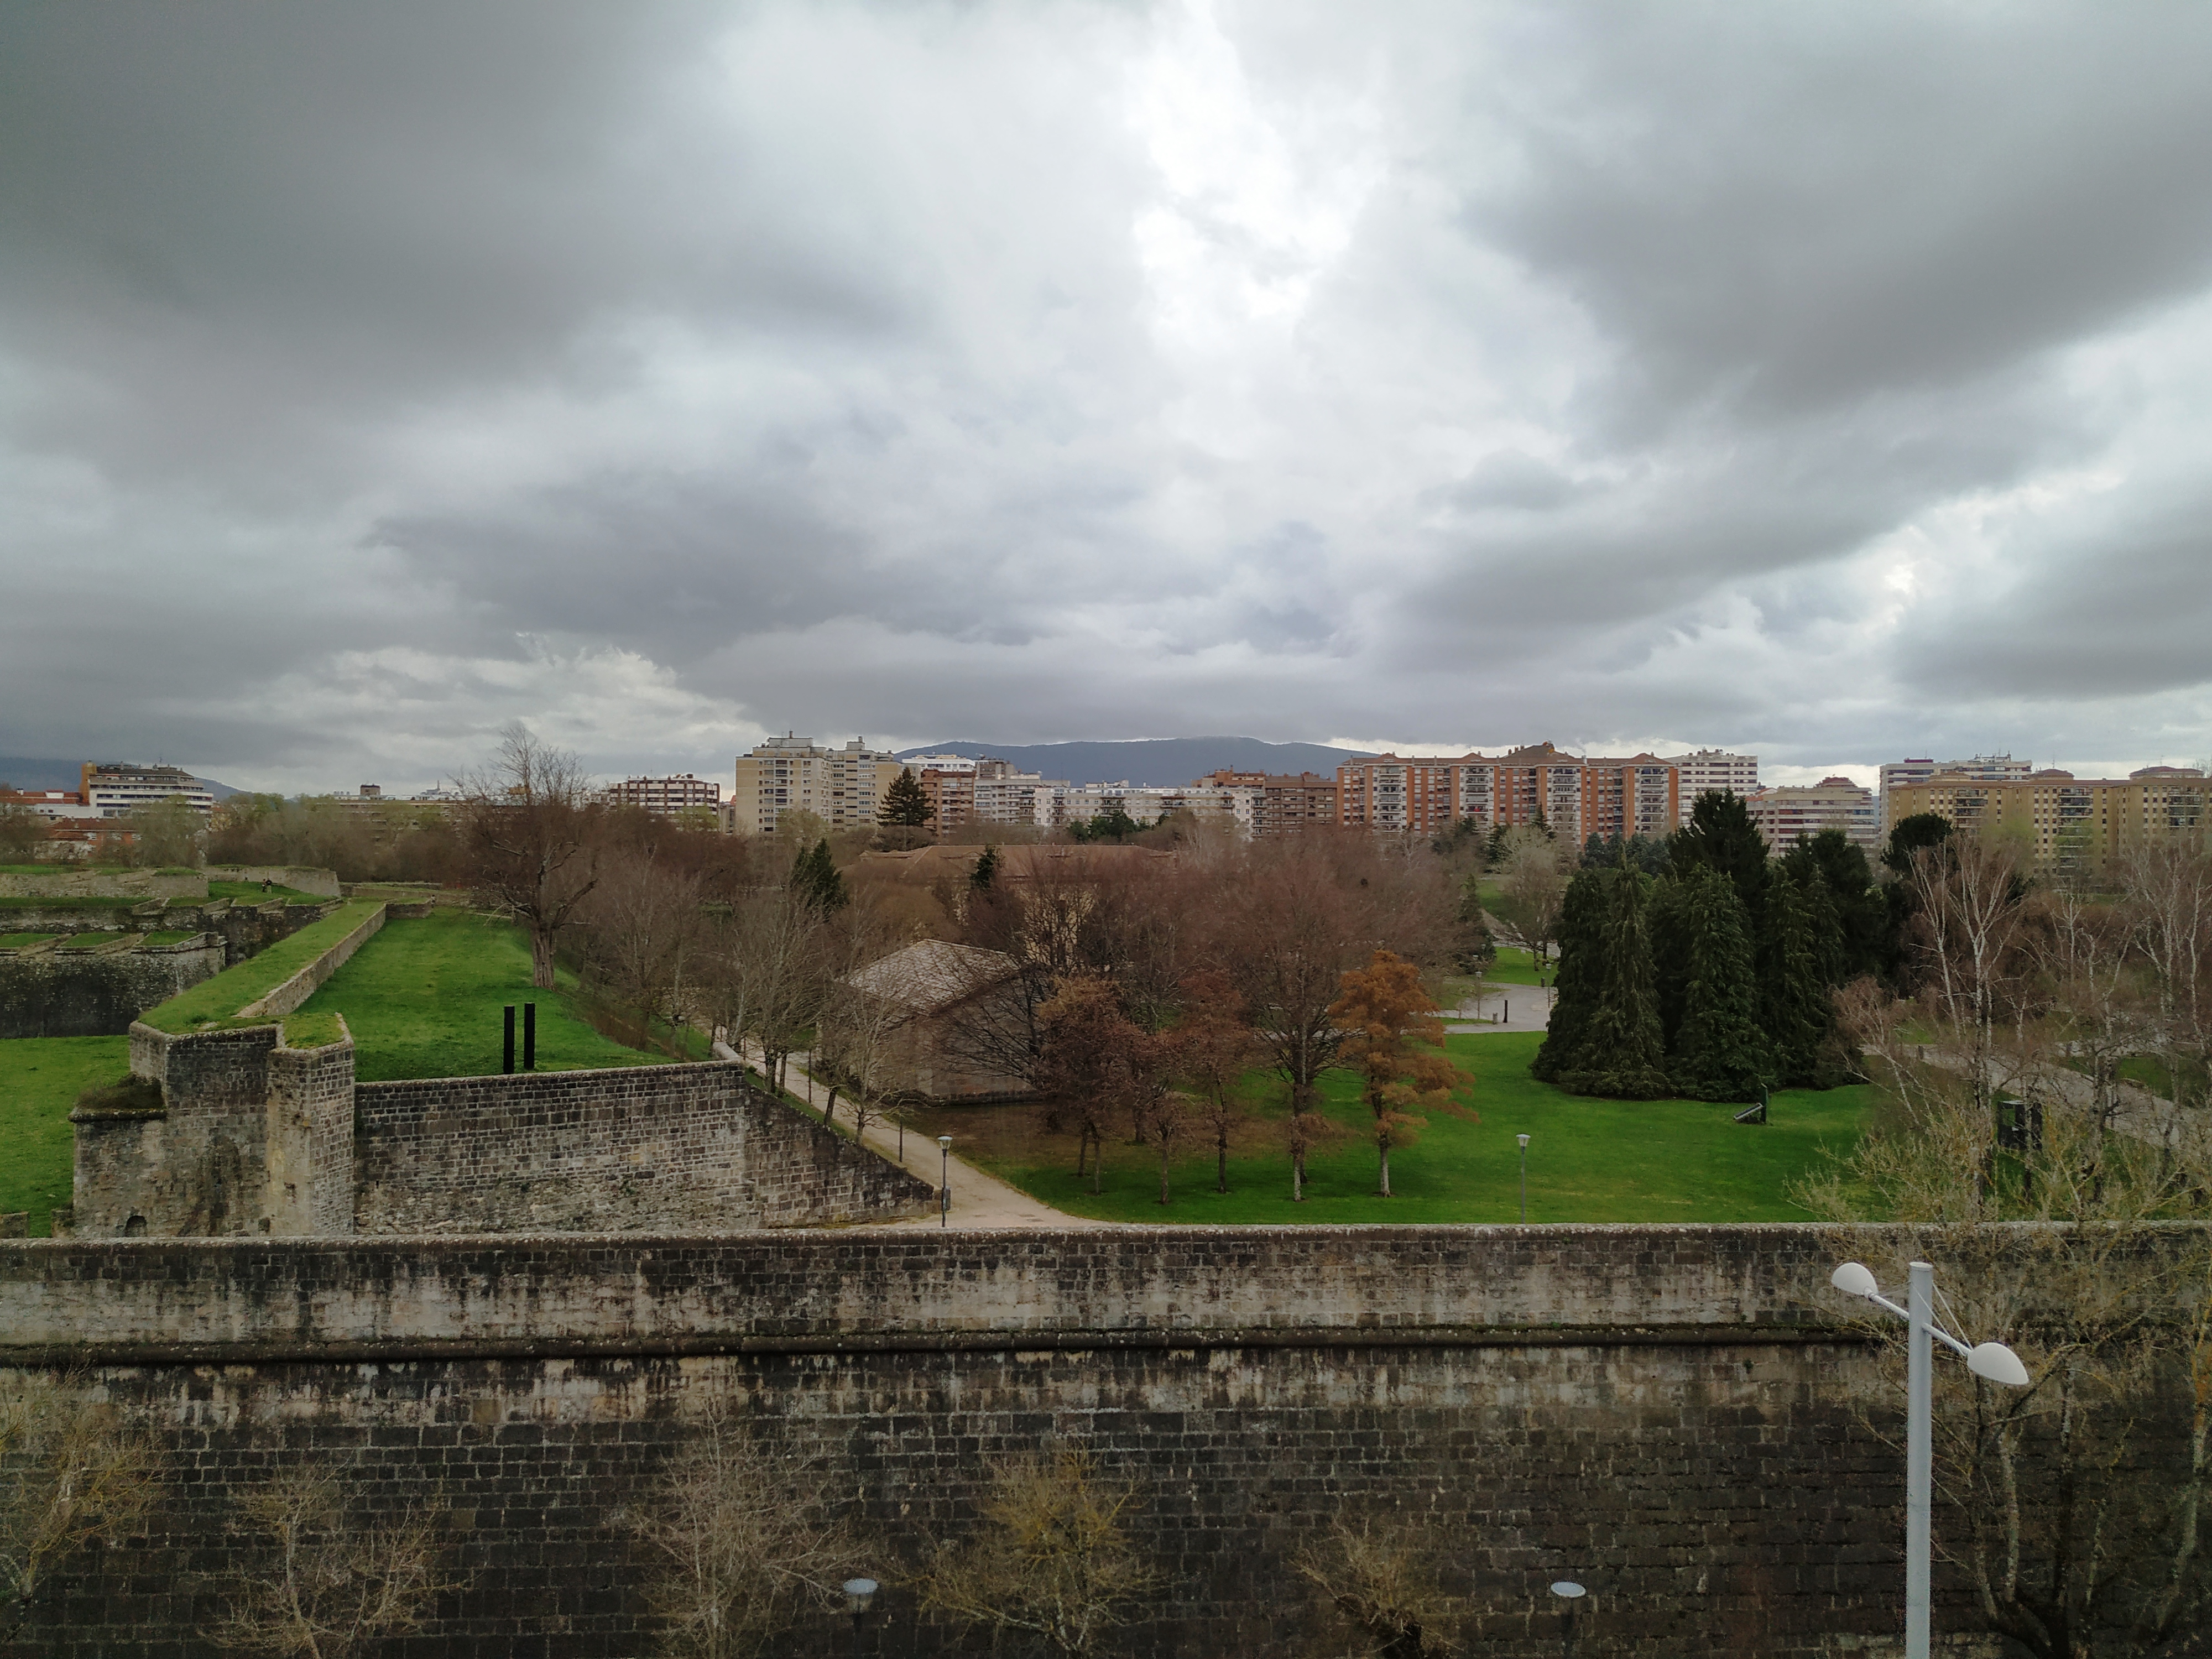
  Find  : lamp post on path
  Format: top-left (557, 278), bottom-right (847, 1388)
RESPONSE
top-left (937, 1135), bottom-right (953, 1227)
top-left (1830, 1260), bottom-right (2031, 1659)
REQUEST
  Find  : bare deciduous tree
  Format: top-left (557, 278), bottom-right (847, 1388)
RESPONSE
top-left (1, 1375), bottom-right (155, 1643)
top-left (1488, 827), bottom-right (1568, 988)
top-left (1174, 969), bottom-right (1257, 1195)
top-left (582, 847), bottom-right (707, 1055)
top-left (457, 724), bottom-right (604, 989)
top-left (1799, 977), bottom-right (2212, 1658)
top-left (1296, 1514), bottom-right (1461, 1658)
top-left (215, 1464), bottom-right (455, 1659)
top-left (912, 1449), bottom-right (1159, 1655)
top-left (1329, 950), bottom-right (1475, 1199)
top-left (626, 1404), bottom-right (863, 1659)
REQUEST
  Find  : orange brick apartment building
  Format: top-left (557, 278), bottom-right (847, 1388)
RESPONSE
top-left (1335, 744), bottom-right (1680, 842)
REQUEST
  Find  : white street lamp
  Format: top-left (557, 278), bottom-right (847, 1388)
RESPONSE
top-left (1549, 1579), bottom-right (1585, 1657)
top-left (1516, 1133), bottom-right (1531, 1223)
top-left (1832, 1260), bottom-right (2031, 1659)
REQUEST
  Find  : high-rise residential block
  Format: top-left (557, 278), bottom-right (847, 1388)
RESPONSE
top-left (1744, 778), bottom-right (1880, 852)
top-left (1879, 754), bottom-right (2031, 831)
top-left (1885, 765), bottom-right (2207, 876)
top-left (1669, 750), bottom-right (1759, 823)
top-left (608, 774), bottom-right (722, 815)
top-left (1194, 770), bottom-right (1338, 835)
top-left (1333, 744), bottom-right (1677, 842)
top-left (731, 735), bottom-right (904, 835)
top-left (80, 763), bottom-right (216, 818)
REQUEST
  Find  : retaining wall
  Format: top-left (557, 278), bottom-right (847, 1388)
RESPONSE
top-left (0, 936), bottom-right (224, 1038)
top-left (0, 869), bottom-right (205, 900)
top-left (353, 1062), bottom-right (935, 1232)
top-left (2, 1225), bottom-right (2158, 1657)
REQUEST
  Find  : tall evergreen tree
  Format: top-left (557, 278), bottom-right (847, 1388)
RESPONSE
top-left (1786, 829), bottom-right (1885, 982)
top-left (1667, 864), bottom-right (1770, 1102)
top-left (1530, 869), bottom-right (1607, 1083)
top-left (1557, 858), bottom-right (1671, 1099)
top-left (1483, 821), bottom-right (1512, 868)
top-left (971, 845), bottom-right (1000, 890)
top-left (1646, 872), bottom-right (1691, 1053)
top-left (1759, 868), bottom-right (1834, 1086)
top-left (882, 769), bottom-right (931, 828)
top-left (1669, 790), bottom-right (1770, 931)
top-left (790, 837), bottom-right (848, 913)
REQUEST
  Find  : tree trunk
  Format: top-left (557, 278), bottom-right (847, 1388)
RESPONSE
top-left (529, 926), bottom-right (556, 990)
top-left (1089, 1129), bottom-right (1103, 1193)
top-left (1216, 1128), bottom-right (1229, 1194)
top-left (1377, 1134), bottom-right (1392, 1198)
top-left (1157, 1140), bottom-right (1171, 1206)
top-left (1291, 1143), bottom-right (1306, 1202)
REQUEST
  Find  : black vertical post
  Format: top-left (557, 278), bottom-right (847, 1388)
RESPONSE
top-left (503, 1005), bottom-right (515, 1074)
top-left (523, 1003), bottom-right (536, 1071)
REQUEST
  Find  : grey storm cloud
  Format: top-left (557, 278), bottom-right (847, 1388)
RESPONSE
top-left (3, 0), bottom-right (2211, 792)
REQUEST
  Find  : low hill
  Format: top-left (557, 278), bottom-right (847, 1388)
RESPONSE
top-left (894, 736), bottom-right (1374, 786)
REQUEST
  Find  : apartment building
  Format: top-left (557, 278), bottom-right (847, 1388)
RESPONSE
top-left (80, 763), bottom-right (216, 818)
top-left (1886, 765), bottom-right (2207, 875)
top-left (1879, 754), bottom-right (2031, 831)
top-left (0, 788), bottom-right (98, 823)
top-left (1744, 778), bottom-right (1880, 853)
top-left (1670, 750), bottom-right (1758, 823)
top-left (730, 735), bottom-right (905, 835)
top-left (1335, 744), bottom-right (1677, 842)
top-left (1061, 781), bottom-right (1250, 831)
top-left (608, 774), bottom-right (722, 815)
top-left (1194, 770), bottom-right (1338, 835)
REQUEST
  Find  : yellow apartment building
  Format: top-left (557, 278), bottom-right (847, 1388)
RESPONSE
top-left (731, 735), bottom-right (907, 836)
top-left (1884, 765), bottom-right (2208, 875)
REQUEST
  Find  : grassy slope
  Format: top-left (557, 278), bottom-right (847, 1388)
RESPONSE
top-left (0, 1035), bottom-right (127, 1234)
top-left (922, 1031), bottom-right (1871, 1225)
top-left (143, 899), bottom-right (383, 1031)
top-left (295, 910), bottom-right (669, 1081)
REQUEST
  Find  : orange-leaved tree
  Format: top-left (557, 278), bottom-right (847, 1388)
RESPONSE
top-left (1328, 950), bottom-right (1475, 1198)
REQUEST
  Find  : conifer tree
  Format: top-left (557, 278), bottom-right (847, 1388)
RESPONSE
top-left (1760, 868), bottom-right (1834, 1086)
top-left (883, 768), bottom-right (931, 828)
top-left (1667, 863), bottom-right (1770, 1102)
top-left (1557, 858), bottom-right (1671, 1099)
top-left (790, 837), bottom-right (848, 914)
top-left (1483, 821), bottom-right (1512, 869)
top-left (1530, 868), bottom-right (1606, 1082)
top-left (971, 845), bottom-right (1000, 890)
top-left (1646, 872), bottom-right (1691, 1052)
top-left (1668, 790), bottom-right (1769, 932)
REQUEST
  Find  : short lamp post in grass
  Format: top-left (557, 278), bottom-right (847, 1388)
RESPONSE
top-left (1516, 1133), bottom-right (1530, 1223)
top-left (1831, 1260), bottom-right (2031, 1659)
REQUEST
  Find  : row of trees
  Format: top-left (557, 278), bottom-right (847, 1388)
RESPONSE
top-left (1532, 795), bottom-right (1881, 1100)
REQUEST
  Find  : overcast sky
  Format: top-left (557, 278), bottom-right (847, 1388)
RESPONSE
top-left (5, 2), bottom-right (2211, 794)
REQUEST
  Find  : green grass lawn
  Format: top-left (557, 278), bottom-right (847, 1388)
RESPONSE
top-left (0, 1035), bottom-right (127, 1234)
top-left (295, 910), bottom-right (672, 1081)
top-left (920, 1032), bottom-right (1872, 1225)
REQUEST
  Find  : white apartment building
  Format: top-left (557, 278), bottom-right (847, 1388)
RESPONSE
top-left (731, 735), bottom-right (905, 835)
top-left (1879, 754), bottom-right (2032, 832)
top-left (1669, 750), bottom-right (1758, 823)
top-left (80, 763), bottom-right (216, 818)
top-left (1744, 778), bottom-right (1881, 853)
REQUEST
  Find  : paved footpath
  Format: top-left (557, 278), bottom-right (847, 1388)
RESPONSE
top-left (717, 1039), bottom-right (1106, 1230)
top-left (1443, 983), bottom-right (1554, 1035)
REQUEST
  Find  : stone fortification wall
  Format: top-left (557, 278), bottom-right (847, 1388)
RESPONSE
top-left (234, 900), bottom-right (384, 1017)
top-left (353, 1062), bottom-right (935, 1232)
top-left (74, 1022), bottom-right (357, 1238)
top-left (4, 1225), bottom-right (2156, 1657)
top-left (0, 868), bottom-right (206, 900)
top-left (0, 935), bottom-right (223, 1039)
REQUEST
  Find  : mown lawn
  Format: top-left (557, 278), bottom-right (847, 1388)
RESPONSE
top-left (295, 910), bottom-right (670, 1081)
top-left (0, 1035), bottom-right (128, 1234)
top-left (917, 1031), bottom-right (1872, 1225)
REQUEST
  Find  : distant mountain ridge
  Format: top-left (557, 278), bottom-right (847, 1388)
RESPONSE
top-left (0, 755), bottom-right (242, 799)
top-left (893, 737), bottom-right (1375, 787)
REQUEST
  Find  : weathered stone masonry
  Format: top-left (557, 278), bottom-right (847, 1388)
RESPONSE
top-left (0, 1225), bottom-right (2080, 1658)
top-left (74, 1024), bottom-right (934, 1238)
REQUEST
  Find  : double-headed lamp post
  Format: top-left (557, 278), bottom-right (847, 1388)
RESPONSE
top-left (1831, 1260), bottom-right (2031, 1659)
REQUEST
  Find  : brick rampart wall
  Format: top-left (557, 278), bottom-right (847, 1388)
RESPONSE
top-left (236, 901), bottom-right (385, 1018)
top-left (353, 1062), bottom-right (935, 1232)
top-left (0, 869), bottom-right (206, 899)
top-left (3, 1227), bottom-right (2176, 1657)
